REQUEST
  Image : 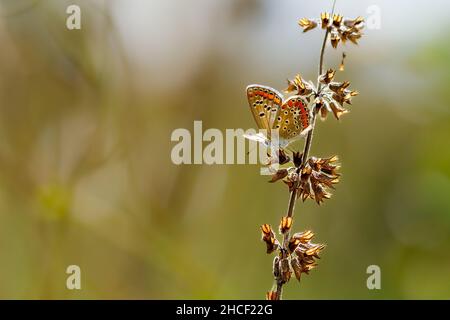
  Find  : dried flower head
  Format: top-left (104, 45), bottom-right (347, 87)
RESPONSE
top-left (265, 148), bottom-right (291, 169)
top-left (280, 157), bottom-right (339, 205)
top-left (261, 224), bottom-right (279, 254)
top-left (269, 169), bottom-right (288, 183)
top-left (332, 14), bottom-right (343, 27)
top-left (344, 16), bottom-right (364, 28)
top-left (319, 68), bottom-right (336, 84)
top-left (285, 74), bottom-right (315, 100)
top-left (290, 256), bottom-right (303, 281)
top-left (293, 152), bottom-right (303, 168)
top-left (283, 156), bottom-right (340, 204)
top-left (277, 149), bottom-right (291, 165)
top-left (298, 18), bottom-right (317, 32)
top-left (320, 12), bottom-right (330, 29)
top-left (298, 13), bottom-right (364, 49)
top-left (330, 29), bottom-right (341, 48)
top-left (291, 248), bottom-right (324, 280)
top-left (315, 69), bottom-right (358, 120)
top-left (288, 230), bottom-right (325, 281)
top-left (288, 230), bottom-right (315, 252)
top-left (279, 216), bottom-right (293, 234)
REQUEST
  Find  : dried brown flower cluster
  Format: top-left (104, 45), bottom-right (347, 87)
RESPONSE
top-left (285, 75), bottom-right (315, 102)
top-left (269, 153), bottom-right (340, 204)
top-left (262, 224), bottom-right (325, 299)
top-left (299, 13), bottom-right (364, 48)
top-left (253, 6), bottom-right (364, 300)
top-left (261, 223), bottom-right (279, 254)
top-left (285, 68), bottom-right (359, 121)
top-left (316, 69), bottom-right (358, 120)
top-left (288, 231), bottom-right (325, 279)
top-left (286, 156), bottom-right (340, 204)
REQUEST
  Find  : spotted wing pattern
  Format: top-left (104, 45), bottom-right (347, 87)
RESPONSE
top-left (246, 85), bottom-right (283, 138)
top-left (272, 96), bottom-right (310, 140)
top-left (246, 84), bottom-right (310, 143)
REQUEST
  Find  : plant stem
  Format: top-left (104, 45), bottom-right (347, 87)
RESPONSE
top-left (275, 282), bottom-right (283, 299)
top-left (274, 4), bottom-right (334, 298)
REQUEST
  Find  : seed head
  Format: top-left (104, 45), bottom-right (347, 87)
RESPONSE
top-left (298, 18), bottom-right (317, 32)
top-left (261, 224), bottom-right (279, 254)
top-left (293, 152), bottom-right (303, 168)
top-left (292, 156), bottom-right (340, 204)
top-left (277, 149), bottom-right (291, 165)
top-left (269, 169), bottom-right (288, 183)
top-left (285, 74), bottom-right (315, 99)
top-left (299, 13), bottom-right (364, 49)
top-left (279, 216), bottom-right (293, 234)
top-left (315, 71), bottom-right (358, 120)
top-left (319, 68), bottom-right (336, 84)
top-left (332, 14), bottom-right (343, 27)
top-left (320, 12), bottom-right (330, 29)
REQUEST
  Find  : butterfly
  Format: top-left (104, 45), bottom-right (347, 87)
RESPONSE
top-left (244, 84), bottom-right (312, 150)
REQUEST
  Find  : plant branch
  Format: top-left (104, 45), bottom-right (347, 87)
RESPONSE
top-left (284, 18), bottom-right (331, 239)
top-left (317, 30), bottom-right (330, 92)
top-left (274, 2), bottom-right (335, 298)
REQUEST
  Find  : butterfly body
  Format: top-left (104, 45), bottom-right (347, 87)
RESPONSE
top-left (246, 84), bottom-right (311, 149)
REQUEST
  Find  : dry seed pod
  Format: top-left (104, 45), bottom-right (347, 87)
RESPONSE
top-left (298, 13), bottom-right (364, 49)
top-left (290, 257), bottom-right (302, 282)
top-left (321, 12), bottom-right (330, 28)
top-left (294, 156), bottom-right (340, 204)
top-left (330, 30), bottom-right (340, 48)
top-left (288, 238), bottom-right (302, 253)
top-left (278, 149), bottom-right (290, 165)
top-left (261, 224), bottom-right (279, 254)
top-left (291, 230), bottom-right (315, 243)
top-left (344, 16), bottom-right (364, 28)
top-left (293, 152), bottom-right (303, 168)
top-left (298, 18), bottom-right (317, 32)
top-left (319, 69), bottom-right (336, 84)
top-left (269, 169), bottom-right (288, 183)
top-left (279, 216), bottom-right (293, 234)
top-left (332, 14), bottom-right (343, 27)
top-left (285, 74), bottom-right (314, 97)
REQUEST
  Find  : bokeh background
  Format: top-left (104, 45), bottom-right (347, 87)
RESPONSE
top-left (0, 0), bottom-right (449, 299)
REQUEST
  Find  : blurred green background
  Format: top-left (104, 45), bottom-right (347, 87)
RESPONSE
top-left (0, 0), bottom-right (449, 299)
